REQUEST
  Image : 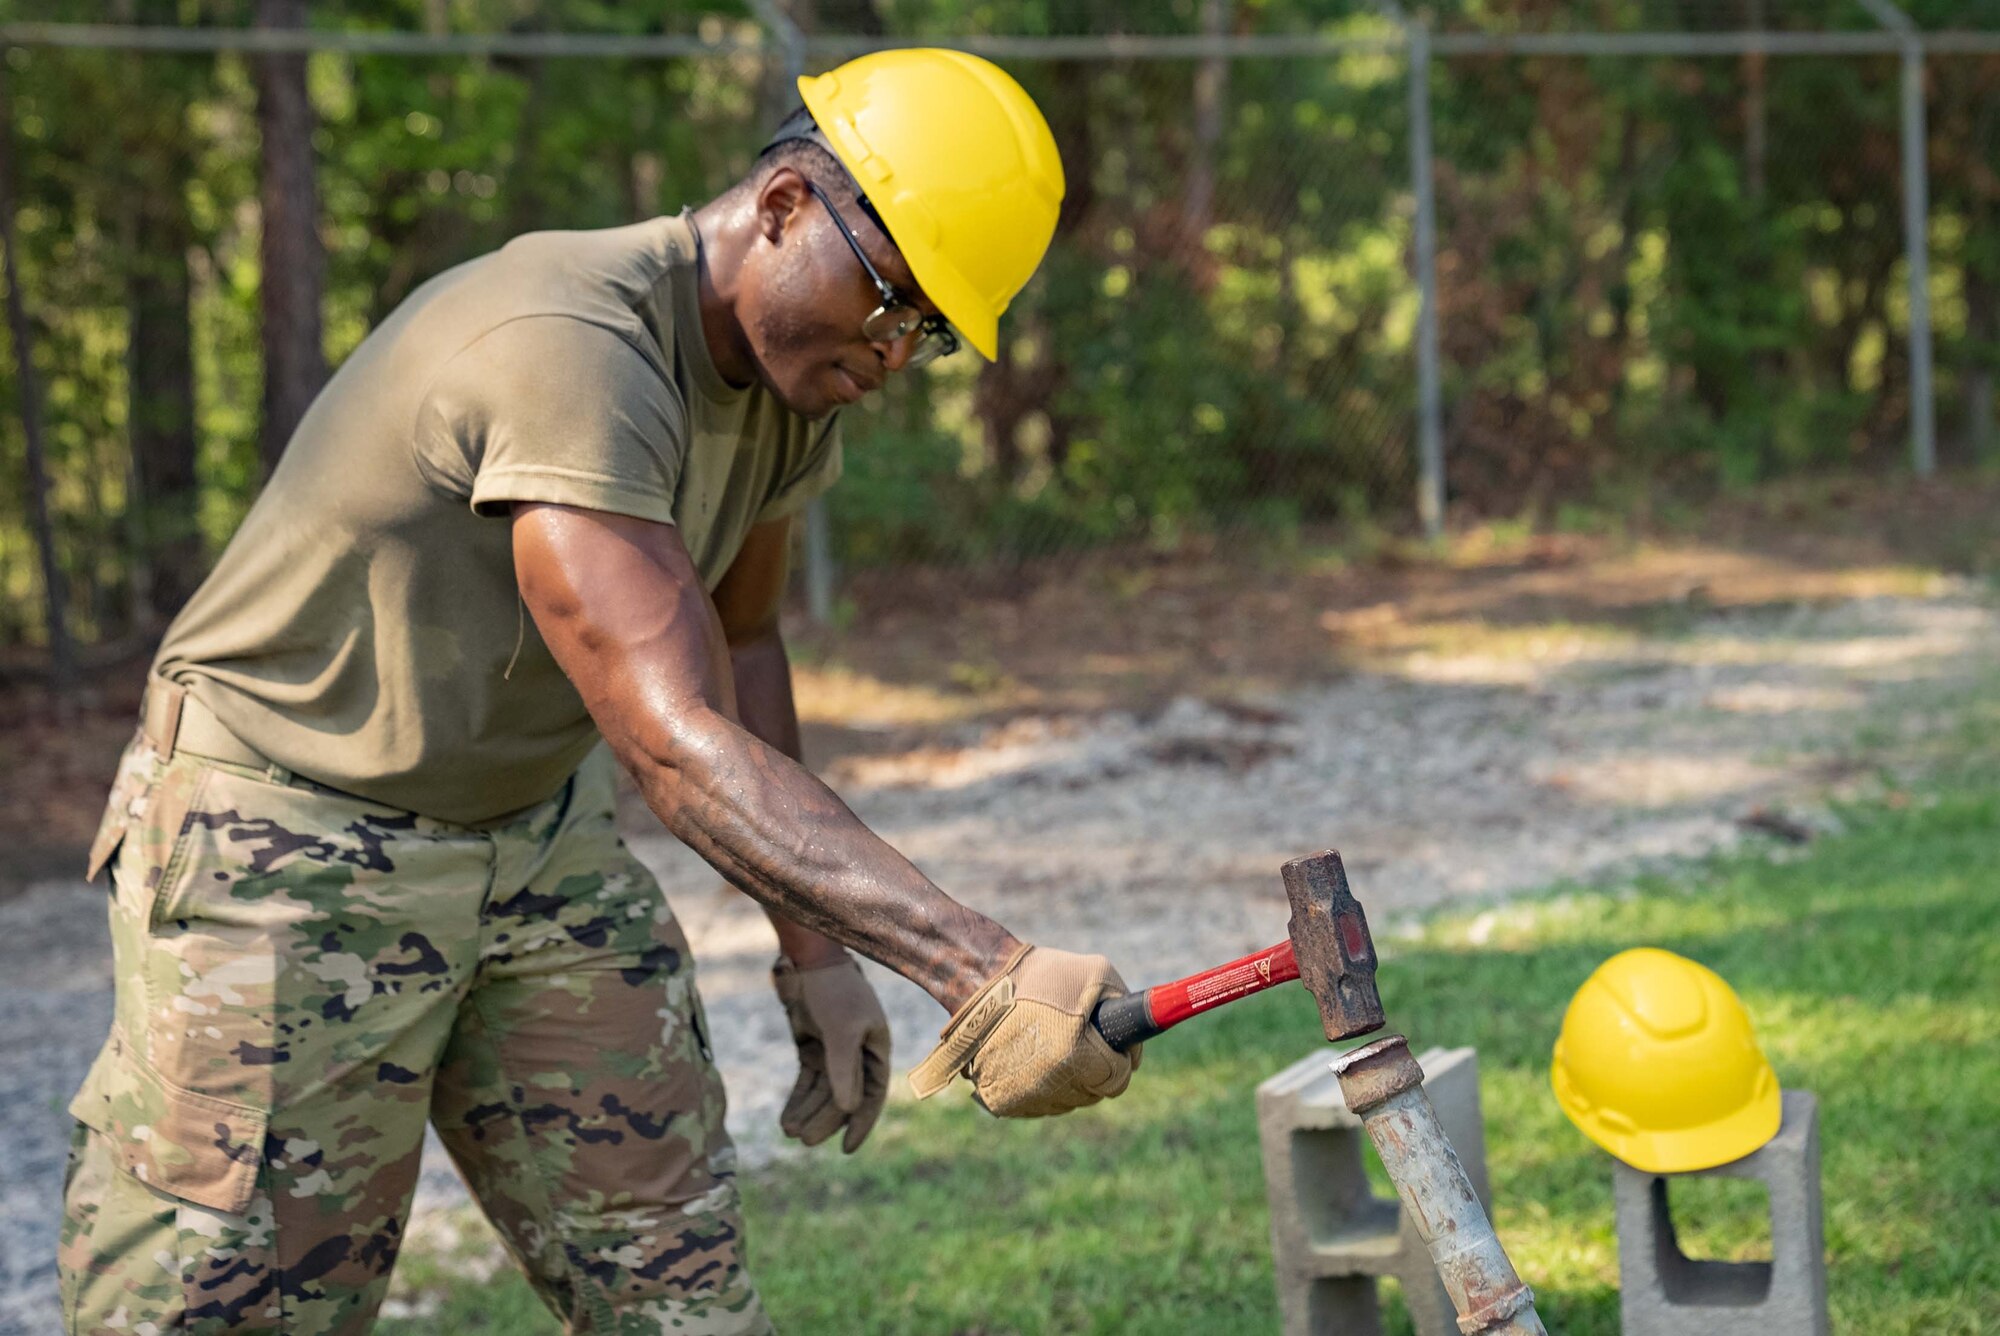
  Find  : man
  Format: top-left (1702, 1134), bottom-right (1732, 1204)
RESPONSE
top-left (59, 49), bottom-right (1139, 1335)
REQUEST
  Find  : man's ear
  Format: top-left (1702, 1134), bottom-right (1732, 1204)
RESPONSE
top-left (755, 166), bottom-right (812, 248)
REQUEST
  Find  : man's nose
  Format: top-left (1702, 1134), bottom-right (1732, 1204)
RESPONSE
top-left (873, 328), bottom-right (920, 373)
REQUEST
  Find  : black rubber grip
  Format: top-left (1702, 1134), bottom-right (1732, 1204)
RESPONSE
top-left (1091, 990), bottom-right (1159, 1052)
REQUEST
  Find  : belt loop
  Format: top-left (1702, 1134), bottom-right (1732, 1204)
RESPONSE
top-left (141, 676), bottom-right (188, 758)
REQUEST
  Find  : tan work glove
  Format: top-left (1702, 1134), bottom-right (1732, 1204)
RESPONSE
top-left (907, 944), bottom-right (1141, 1118)
top-left (772, 954), bottom-right (892, 1153)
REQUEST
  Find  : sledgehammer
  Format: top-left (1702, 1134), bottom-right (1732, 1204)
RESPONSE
top-left (1093, 850), bottom-right (1547, 1336)
top-left (1089, 850), bottom-right (1384, 1051)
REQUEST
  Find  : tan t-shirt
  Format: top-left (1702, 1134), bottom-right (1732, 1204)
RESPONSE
top-left (153, 212), bottom-right (841, 823)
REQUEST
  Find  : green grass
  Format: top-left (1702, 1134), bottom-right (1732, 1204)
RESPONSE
top-left (381, 782), bottom-right (2000, 1334)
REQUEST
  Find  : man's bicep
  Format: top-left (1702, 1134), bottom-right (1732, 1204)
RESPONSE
top-left (511, 502), bottom-right (737, 747)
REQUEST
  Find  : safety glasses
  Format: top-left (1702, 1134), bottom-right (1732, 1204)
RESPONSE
top-left (803, 178), bottom-right (961, 369)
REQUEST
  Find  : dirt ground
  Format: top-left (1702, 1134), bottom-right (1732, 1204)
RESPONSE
top-left (3, 473), bottom-right (1997, 1330)
top-left (5, 472), bottom-right (1993, 895)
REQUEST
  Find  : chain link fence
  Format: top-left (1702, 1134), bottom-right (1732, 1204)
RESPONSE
top-left (816, 44), bottom-right (1417, 579)
top-left (1, 3), bottom-right (1996, 653)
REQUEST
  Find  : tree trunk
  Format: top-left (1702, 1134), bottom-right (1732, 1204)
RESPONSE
top-left (1967, 268), bottom-right (1997, 462)
top-left (630, 150), bottom-right (665, 221)
top-left (968, 59), bottom-right (1093, 488)
top-left (1963, 76), bottom-right (1999, 463)
top-left (1179, 0), bottom-right (1229, 286)
top-left (128, 224), bottom-right (201, 620)
top-left (1969, 368), bottom-right (1996, 462)
top-left (0, 65), bottom-right (77, 715)
top-left (505, 57), bottom-right (550, 238)
top-left (127, 31), bottom-right (202, 622)
top-left (975, 336), bottom-right (1028, 486)
top-left (253, 0), bottom-right (327, 474)
top-left (1743, 0), bottom-right (1767, 201)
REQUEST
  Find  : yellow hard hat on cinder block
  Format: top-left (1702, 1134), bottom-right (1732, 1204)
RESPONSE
top-left (1551, 947), bottom-right (1781, 1174)
top-left (797, 48), bottom-right (1064, 361)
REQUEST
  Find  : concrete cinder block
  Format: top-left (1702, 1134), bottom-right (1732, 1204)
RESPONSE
top-left (1257, 1045), bottom-right (1488, 1336)
top-left (1613, 1089), bottom-right (1829, 1336)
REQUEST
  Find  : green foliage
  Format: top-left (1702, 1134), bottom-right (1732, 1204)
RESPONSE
top-left (5, 2), bottom-right (2000, 645)
top-left (828, 423), bottom-right (972, 565)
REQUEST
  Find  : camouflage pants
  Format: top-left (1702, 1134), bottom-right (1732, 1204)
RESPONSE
top-left (59, 733), bottom-right (772, 1335)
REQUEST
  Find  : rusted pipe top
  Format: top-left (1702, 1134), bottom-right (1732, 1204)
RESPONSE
top-left (1330, 1033), bottom-right (1423, 1114)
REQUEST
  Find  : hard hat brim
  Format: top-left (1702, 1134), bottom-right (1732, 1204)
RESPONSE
top-left (1557, 1065), bottom-right (1783, 1174)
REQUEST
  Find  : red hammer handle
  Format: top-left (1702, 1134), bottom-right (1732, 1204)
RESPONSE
top-left (1091, 940), bottom-right (1300, 1052)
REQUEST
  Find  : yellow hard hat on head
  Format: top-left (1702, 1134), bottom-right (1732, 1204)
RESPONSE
top-left (796, 48), bottom-right (1063, 360)
top-left (1551, 948), bottom-right (1781, 1173)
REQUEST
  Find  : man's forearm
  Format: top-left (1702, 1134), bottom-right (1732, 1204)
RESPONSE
top-left (624, 699), bottom-right (1016, 1011)
top-left (728, 630), bottom-right (849, 969)
top-left (513, 504), bottom-right (1015, 1012)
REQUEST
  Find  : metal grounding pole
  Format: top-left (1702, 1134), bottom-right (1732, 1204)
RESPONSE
top-left (1862, 0), bottom-right (1937, 478)
top-left (1380, 1), bottom-right (1446, 540)
top-left (1897, 35), bottom-right (1938, 478)
top-left (748, 0), bottom-right (837, 623)
top-left (1334, 1036), bottom-right (1547, 1334)
top-left (1405, 17), bottom-right (1446, 541)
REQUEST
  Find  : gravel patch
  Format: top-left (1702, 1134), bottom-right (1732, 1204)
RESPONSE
top-left (3, 585), bottom-right (1993, 1331)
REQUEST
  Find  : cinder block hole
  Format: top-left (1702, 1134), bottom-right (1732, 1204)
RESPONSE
top-left (1291, 1127), bottom-right (1399, 1247)
top-left (1658, 1176), bottom-right (1775, 1263)
top-left (1651, 1175), bottom-right (1775, 1308)
top-left (1305, 1274), bottom-right (1387, 1336)
top-left (1376, 1275), bottom-right (1418, 1334)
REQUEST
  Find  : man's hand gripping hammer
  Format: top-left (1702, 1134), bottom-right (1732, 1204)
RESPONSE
top-left (1093, 850), bottom-right (1548, 1336)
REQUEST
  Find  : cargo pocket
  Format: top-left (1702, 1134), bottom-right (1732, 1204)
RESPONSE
top-left (86, 735), bottom-right (209, 911)
top-left (67, 1026), bottom-right (268, 1216)
top-left (66, 1031), bottom-right (286, 1334)
top-left (85, 729), bottom-right (161, 883)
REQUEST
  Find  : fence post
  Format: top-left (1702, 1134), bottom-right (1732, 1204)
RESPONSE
top-left (1863, 0), bottom-right (1937, 478)
top-left (1898, 40), bottom-right (1936, 478)
top-left (1403, 17), bottom-right (1446, 540)
top-left (749, 0), bottom-right (837, 623)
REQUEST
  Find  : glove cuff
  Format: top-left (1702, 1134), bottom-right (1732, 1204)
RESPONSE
top-left (906, 942), bottom-right (1035, 1099)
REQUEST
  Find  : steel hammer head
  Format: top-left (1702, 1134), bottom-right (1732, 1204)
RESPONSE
top-left (1282, 851), bottom-right (1385, 1041)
